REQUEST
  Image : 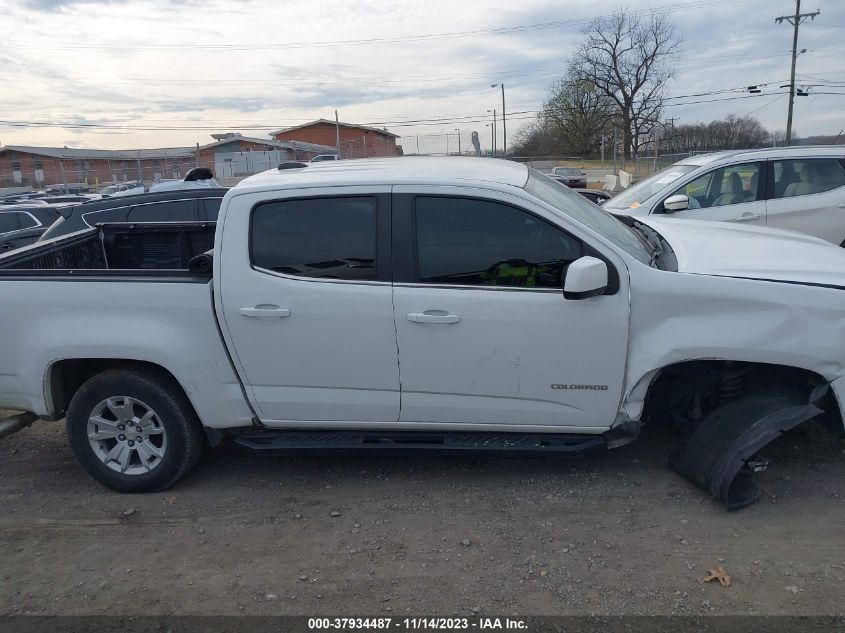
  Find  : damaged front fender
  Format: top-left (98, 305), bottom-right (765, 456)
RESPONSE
top-left (669, 389), bottom-right (825, 511)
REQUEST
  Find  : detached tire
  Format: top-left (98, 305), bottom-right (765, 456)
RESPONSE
top-left (66, 368), bottom-right (203, 492)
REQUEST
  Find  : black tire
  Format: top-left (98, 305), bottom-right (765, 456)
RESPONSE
top-left (66, 368), bottom-right (203, 492)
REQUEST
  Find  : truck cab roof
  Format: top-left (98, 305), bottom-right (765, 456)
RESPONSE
top-left (234, 157), bottom-right (531, 194)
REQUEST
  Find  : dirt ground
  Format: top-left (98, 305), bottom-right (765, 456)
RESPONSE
top-left (1, 411), bottom-right (844, 617)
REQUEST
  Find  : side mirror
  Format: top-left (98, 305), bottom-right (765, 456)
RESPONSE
top-left (663, 194), bottom-right (689, 213)
top-left (563, 256), bottom-right (608, 300)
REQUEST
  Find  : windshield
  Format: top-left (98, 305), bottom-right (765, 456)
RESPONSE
top-left (553, 167), bottom-right (581, 176)
top-left (605, 164), bottom-right (699, 210)
top-left (524, 168), bottom-right (650, 263)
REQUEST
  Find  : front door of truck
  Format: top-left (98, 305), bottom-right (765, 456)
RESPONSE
top-left (217, 188), bottom-right (399, 424)
top-left (390, 188), bottom-right (630, 430)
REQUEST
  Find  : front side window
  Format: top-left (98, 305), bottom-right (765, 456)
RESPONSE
top-left (525, 170), bottom-right (650, 263)
top-left (772, 158), bottom-right (845, 198)
top-left (251, 196), bottom-right (376, 281)
top-left (415, 196), bottom-right (582, 288)
top-left (667, 162), bottom-right (762, 210)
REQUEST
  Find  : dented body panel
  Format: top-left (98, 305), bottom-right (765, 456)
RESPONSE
top-left (617, 217), bottom-right (845, 427)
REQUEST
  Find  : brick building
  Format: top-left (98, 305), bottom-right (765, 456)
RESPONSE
top-left (0, 133), bottom-right (335, 190)
top-left (270, 119), bottom-right (401, 159)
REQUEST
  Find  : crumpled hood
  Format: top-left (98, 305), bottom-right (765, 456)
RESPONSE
top-left (638, 217), bottom-right (845, 287)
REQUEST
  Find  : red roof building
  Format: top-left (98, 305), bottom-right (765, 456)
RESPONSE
top-left (270, 119), bottom-right (401, 159)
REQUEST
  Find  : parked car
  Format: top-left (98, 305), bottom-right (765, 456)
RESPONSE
top-left (100, 182), bottom-right (144, 196)
top-left (38, 188), bottom-right (228, 242)
top-left (1, 157), bottom-right (845, 510)
top-left (0, 204), bottom-right (66, 251)
top-left (575, 189), bottom-right (611, 205)
top-left (310, 154), bottom-right (339, 163)
top-left (604, 146), bottom-right (845, 246)
top-left (549, 176), bottom-right (610, 205)
top-left (551, 167), bottom-right (587, 188)
top-left (39, 195), bottom-right (100, 204)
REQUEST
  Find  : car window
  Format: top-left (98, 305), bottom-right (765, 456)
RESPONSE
top-left (414, 196), bottom-right (582, 288)
top-left (524, 170), bottom-right (650, 263)
top-left (0, 213), bottom-right (21, 233)
top-left (251, 196), bottom-right (376, 281)
top-left (127, 199), bottom-right (196, 222)
top-left (17, 212), bottom-right (38, 229)
top-left (666, 162), bottom-right (762, 211)
top-left (202, 198), bottom-right (222, 221)
top-left (772, 158), bottom-right (845, 199)
top-left (607, 164), bottom-right (699, 209)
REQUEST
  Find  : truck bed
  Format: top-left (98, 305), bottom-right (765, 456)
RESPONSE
top-left (0, 222), bottom-right (215, 274)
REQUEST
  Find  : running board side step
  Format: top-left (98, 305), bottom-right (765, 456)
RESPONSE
top-left (233, 430), bottom-right (606, 454)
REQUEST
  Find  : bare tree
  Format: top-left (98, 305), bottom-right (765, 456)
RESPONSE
top-left (541, 74), bottom-right (614, 156)
top-left (569, 7), bottom-right (681, 159)
top-left (510, 120), bottom-right (559, 156)
top-left (669, 115), bottom-right (771, 152)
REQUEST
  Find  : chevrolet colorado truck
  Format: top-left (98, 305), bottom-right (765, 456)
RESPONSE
top-left (1, 157), bottom-right (844, 510)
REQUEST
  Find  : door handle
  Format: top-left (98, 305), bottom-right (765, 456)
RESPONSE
top-left (407, 311), bottom-right (461, 324)
top-left (837, 202), bottom-right (845, 209)
top-left (734, 213), bottom-right (762, 222)
top-left (239, 305), bottom-right (291, 319)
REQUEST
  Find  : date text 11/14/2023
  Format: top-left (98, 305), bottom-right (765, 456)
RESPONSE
top-left (307, 617), bottom-right (528, 630)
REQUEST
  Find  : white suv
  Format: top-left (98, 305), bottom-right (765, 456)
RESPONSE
top-left (604, 146), bottom-right (845, 246)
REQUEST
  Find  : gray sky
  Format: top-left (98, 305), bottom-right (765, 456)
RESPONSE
top-left (1, 0), bottom-right (843, 154)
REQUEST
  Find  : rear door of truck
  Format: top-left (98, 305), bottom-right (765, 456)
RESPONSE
top-left (215, 187), bottom-right (400, 424)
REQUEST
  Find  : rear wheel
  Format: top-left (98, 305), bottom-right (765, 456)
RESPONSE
top-left (66, 368), bottom-right (203, 492)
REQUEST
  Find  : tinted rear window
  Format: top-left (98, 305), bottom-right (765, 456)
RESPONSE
top-left (202, 198), bottom-right (222, 221)
top-left (127, 199), bottom-right (196, 222)
top-left (251, 197), bottom-right (376, 281)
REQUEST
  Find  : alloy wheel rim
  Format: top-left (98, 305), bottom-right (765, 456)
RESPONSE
top-left (86, 396), bottom-right (168, 475)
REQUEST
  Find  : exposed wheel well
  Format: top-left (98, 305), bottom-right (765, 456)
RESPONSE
top-left (46, 359), bottom-right (189, 420)
top-left (641, 360), bottom-right (842, 434)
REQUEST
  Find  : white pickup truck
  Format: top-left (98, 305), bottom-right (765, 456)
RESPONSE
top-left (1, 157), bottom-right (844, 510)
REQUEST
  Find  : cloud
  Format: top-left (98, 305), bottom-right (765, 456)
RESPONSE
top-left (19, 0), bottom-right (127, 10)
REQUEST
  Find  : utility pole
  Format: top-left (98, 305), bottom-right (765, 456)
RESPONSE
top-left (487, 109), bottom-right (497, 155)
top-left (492, 83), bottom-right (507, 157)
top-left (455, 128), bottom-right (461, 155)
top-left (665, 117), bottom-right (678, 154)
top-left (653, 128), bottom-right (659, 172)
top-left (776, 1), bottom-right (820, 145)
top-left (612, 128), bottom-right (618, 175)
top-left (335, 110), bottom-right (342, 159)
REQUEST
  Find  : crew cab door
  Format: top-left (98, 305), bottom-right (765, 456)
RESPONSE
top-left (216, 187), bottom-right (399, 424)
top-left (765, 157), bottom-right (845, 243)
top-left (656, 161), bottom-right (767, 226)
top-left (390, 187), bottom-right (629, 430)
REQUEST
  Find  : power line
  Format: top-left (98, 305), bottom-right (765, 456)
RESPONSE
top-left (746, 92), bottom-right (788, 115)
top-left (5, 0), bottom-right (746, 52)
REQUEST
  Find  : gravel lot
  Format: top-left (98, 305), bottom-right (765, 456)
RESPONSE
top-left (1, 411), bottom-right (844, 617)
